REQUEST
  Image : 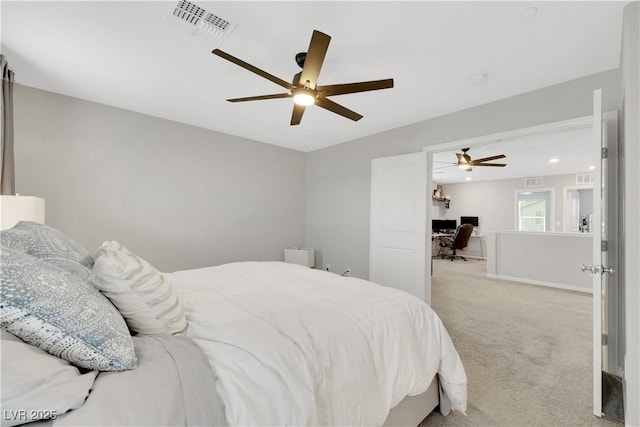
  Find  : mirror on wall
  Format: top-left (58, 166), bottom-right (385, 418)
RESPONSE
top-left (564, 186), bottom-right (594, 233)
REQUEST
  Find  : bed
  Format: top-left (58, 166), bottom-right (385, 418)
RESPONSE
top-left (0, 222), bottom-right (467, 426)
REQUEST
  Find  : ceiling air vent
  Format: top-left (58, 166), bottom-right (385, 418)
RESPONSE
top-left (202, 13), bottom-right (231, 36)
top-left (169, 1), bottom-right (236, 40)
top-left (576, 173), bottom-right (593, 185)
top-left (172, 0), bottom-right (205, 27)
top-left (524, 177), bottom-right (543, 188)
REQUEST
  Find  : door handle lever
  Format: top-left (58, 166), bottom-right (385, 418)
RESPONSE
top-left (581, 264), bottom-right (615, 276)
top-left (581, 264), bottom-right (602, 274)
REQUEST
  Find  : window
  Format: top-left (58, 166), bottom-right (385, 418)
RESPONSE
top-left (516, 189), bottom-right (554, 232)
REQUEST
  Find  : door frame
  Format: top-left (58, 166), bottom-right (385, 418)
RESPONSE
top-left (423, 111), bottom-right (619, 417)
top-left (424, 112), bottom-right (617, 254)
top-left (424, 114), bottom-right (608, 248)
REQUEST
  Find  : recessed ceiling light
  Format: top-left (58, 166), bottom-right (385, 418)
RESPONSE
top-left (519, 7), bottom-right (538, 21)
top-left (549, 158), bottom-right (559, 163)
top-left (589, 165), bottom-right (596, 170)
top-left (469, 73), bottom-right (488, 85)
top-left (465, 177), bottom-right (472, 181)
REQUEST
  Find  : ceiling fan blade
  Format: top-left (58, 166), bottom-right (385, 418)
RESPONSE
top-left (212, 49), bottom-right (295, 90)
top-left (474, 163), bottom-right (507, 167)
top-left (470, 154), bottom-right (506, 163)
top-left (315, 97), bottom-right (363, 121)
top-left (316, 79), bottom-right (394, 96)
top-left (228, 93), bottom-right (292, 103)
top-left (290, 103), bottom-right (306, 126)
top-left (299, 30), bottom-right (331, 89)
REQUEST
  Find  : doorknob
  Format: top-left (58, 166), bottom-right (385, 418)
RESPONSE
top-left (601, 266), bottom-right (615, 276)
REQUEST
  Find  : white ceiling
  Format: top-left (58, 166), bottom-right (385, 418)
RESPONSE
top-left (432, 126), bottom-right (595, 184)
top-left (1, 1), bottom-right (626, 152)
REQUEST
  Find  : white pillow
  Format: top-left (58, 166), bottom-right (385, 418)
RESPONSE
top-left (90, 241), bottom-right (187, 336)
top-left (0, 330), bottom-right (98, 426)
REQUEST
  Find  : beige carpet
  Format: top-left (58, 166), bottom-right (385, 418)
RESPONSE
top-left (421, 258), bottom-right (621, 427)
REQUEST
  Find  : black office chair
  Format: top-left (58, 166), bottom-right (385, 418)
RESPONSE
top-left (439, 224), bottom-right (474, 261)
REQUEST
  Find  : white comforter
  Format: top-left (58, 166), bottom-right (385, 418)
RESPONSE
top-left (168, 262), bottom-right (467, 426)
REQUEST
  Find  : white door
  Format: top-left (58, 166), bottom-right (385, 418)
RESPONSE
top-left (586, 89), bottom-right (619, 417)
top-left (590, 88), bottom-right (604, 418)
top-left (370, 152), bottom-right (428, 302)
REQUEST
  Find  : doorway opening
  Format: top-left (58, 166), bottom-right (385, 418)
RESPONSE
top-left (423, 111), bottom-right (619, 421)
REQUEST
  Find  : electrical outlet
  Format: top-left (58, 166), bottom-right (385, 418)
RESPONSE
top-left (325, 264), bottom-right (331, 272)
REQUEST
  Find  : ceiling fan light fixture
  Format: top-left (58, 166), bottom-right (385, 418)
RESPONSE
top-left (212, 30), bottom-right (393, 125)
top-left (458, 164), bottom-right (471, 171)
top-left (293, 89), bottom-right (315, 106)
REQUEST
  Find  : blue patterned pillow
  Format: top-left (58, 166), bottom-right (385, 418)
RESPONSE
top-left (0, 222), bottom-right (94, 280)
top-left (0, 247), bottom-right (137, 371)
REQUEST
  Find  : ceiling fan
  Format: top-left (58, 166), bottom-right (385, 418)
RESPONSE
top-left (212, 30), bottom-right (394, 125)
top-left (455, 147), bottom-right (507, 171)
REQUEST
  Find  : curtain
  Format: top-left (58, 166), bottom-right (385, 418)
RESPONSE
top-left (1, 54), bottom-right (15, 195)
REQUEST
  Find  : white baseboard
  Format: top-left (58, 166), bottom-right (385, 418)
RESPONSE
top-left (487, 274), bottom-right (592, 294)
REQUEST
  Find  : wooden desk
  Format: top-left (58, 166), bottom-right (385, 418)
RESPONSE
top-left (469, 235), bottom-right (485, 259)
top-left (432, 233), bottom-right (454, 238)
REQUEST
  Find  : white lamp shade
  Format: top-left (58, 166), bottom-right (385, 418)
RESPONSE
top-left (0, 196), bottom-right (46, 230)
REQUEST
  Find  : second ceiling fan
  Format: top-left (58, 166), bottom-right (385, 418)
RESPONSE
top-left (212, 30), bottom-right (394, 125)
top-left (455, 147), bottom-right (507, 171)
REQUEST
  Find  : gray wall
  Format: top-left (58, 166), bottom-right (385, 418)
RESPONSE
top-left (487, 231), bottom-right (592, 291)
top-left (621, 2), bottom-right (639, 425)
top-left (305, 70), bottom-right (621, 279)
top-left (14, 85), bottom-right (306, 272)
top-left (437, 173), bottom-right (593, 234)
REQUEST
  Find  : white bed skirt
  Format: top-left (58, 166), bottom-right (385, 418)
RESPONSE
top-left (383, 376), bottom-right (439, 426)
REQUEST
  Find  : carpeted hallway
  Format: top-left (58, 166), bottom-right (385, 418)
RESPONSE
top-left (421, 258), bottom-right (621, 427)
